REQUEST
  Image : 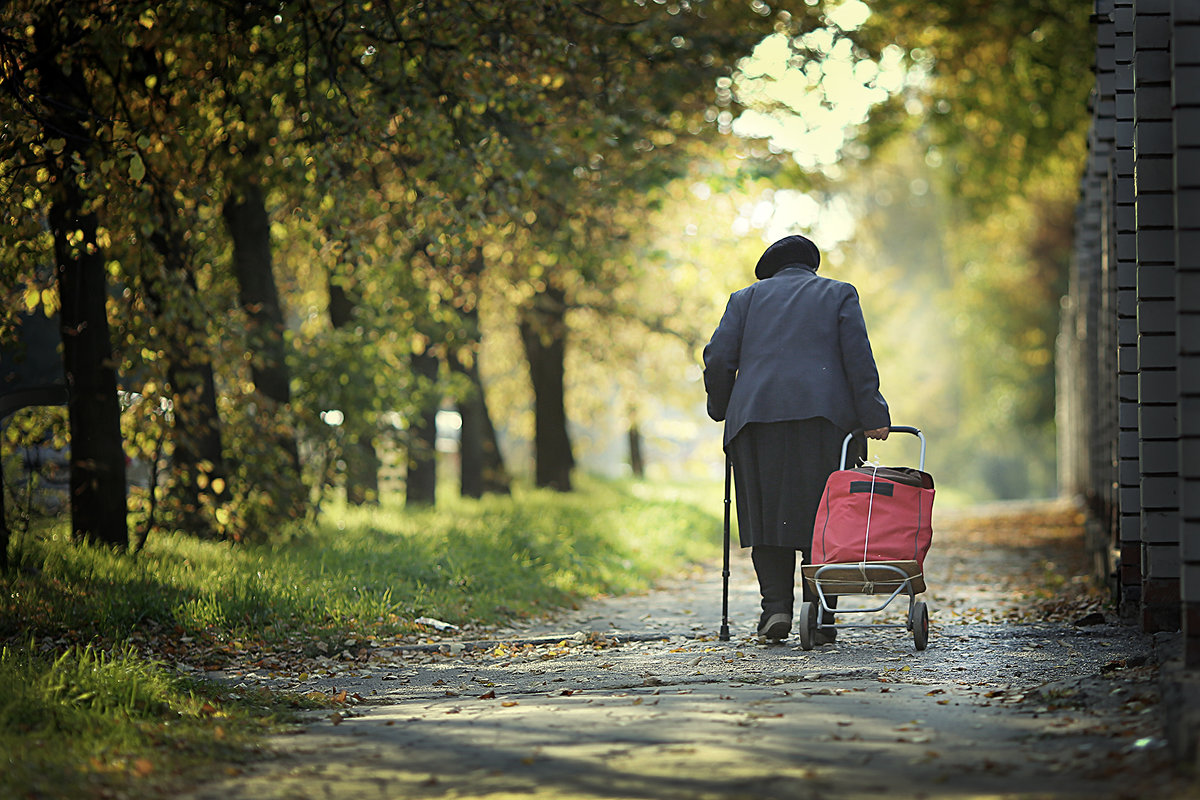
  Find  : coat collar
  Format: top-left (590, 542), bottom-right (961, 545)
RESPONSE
top-left (769, 264), bottom-right (818, 277)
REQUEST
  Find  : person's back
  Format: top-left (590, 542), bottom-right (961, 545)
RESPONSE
top-left (703, 234), bottom-right (890, 645)
top-left (723, 267), bottom-right (864, 443)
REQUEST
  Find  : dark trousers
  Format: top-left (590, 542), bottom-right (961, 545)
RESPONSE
top-left (733, 419), bottom-right (858, 626)
top-left (752, 545), bottom-right (837, 623)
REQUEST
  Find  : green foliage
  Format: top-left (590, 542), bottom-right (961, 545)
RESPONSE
top-left (857, 0), bottom-right (1093, 213)
top-left (1, 0), bottom-right (1091, 545)
top-left (3, 0), bottom-right (783, 526)
top-left (719, 0), bottom-right (1091, 499)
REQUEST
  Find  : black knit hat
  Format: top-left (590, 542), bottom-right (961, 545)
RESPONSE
top-left (754, 234), bottom-right (821, 280)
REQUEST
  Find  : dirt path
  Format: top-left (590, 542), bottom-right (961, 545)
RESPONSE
top-left (182, 500), bottom-right (1195, 799)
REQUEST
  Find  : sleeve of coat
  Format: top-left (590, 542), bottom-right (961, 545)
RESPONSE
top-left (702, 292), bottom-right (746, 422)
top-left (837, 286), bottom-right (891, 430)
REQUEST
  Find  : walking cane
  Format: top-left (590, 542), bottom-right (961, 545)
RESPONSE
top-left (719, 453), bottom-right (732, 641)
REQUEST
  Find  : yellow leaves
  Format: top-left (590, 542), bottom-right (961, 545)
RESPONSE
top-left (195, 472), bottom-right (227, 496)
top-left (129, 153), bottom-right (146, 183)
top-left (138, 8), bottom-right (157, 29)
top-left (305, 689), bottom-right (349, 704)
top-left (22, 286), bottom-right (41, 312)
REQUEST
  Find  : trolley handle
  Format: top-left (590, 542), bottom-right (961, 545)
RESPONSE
top-left (840, 426), bottom-right (926, 471)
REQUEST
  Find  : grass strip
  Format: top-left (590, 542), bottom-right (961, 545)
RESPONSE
top-left (0, 642), bottom-right (323, 798)
top-left (0, 477), bottom-right (721, 798)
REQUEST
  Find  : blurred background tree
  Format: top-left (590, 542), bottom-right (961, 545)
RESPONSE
top-left (1, 0), bottom-right (1093, 550)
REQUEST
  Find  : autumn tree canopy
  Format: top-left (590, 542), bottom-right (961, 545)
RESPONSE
top-left (1, 0), bottom-right (1096, 547)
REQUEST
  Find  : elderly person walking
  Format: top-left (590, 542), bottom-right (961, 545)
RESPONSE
top-left (703, 234), bottom-right (891, 644)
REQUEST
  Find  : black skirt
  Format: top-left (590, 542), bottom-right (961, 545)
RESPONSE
top-left (729, 417), bottom-right (853, 551)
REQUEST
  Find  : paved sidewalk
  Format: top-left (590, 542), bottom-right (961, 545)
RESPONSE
top-left (185, 502), bottom-right (1195, 799)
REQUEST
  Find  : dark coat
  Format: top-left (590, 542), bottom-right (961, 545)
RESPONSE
top-left (703, 264), bottom-right (890, 446)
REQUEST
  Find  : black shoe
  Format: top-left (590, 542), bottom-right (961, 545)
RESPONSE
top-left (758, 612), bottom-right (791, 643)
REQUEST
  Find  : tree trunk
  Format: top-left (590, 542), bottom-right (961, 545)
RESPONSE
top-left (519, 283), bottom-right (574, 491)
top-left (32, 20), bottom-right (127, 547)
top-left (451, 355), bottom-right (511, 498)
top-left (406, 348), bottom-right (439, 507)
top-left (51, 199), bottom-right (129, 547)
top-left (147, 215), bottom-right (229, 537)
top-left (448, 250), bottom-right (510, 498)
top-left (457, 373), bottom-right (483, 500)
top-left (224, 178), bottom-right (305, 516)
top-left (628, 419), bottom-right (645, 479)
top-left (328, 276), bottom-right (380, 505)
top-left (224, 181), bottom-right (294, 412)
top-left (1, 460), bottom-right (9, 571)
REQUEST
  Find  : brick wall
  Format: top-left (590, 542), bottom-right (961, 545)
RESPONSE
top-left (1062, 1), bottom-right (1123, 589)
top-left (1134, 0), bottom-right (1181, 633)
top-left (1096, 1), bottom-right (1120, 580)
top-left (1114, 0), bottom-right (1144, 616)
top-left (1066, 0), bottom-right (1196, 656)
top-left (1174, 0), bottom-right (1200, 668)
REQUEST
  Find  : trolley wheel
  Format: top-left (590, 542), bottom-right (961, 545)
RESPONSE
top-left (912, 601), bottom-right (929, 651)
top-left (798, 601), bottom-right (817, 651)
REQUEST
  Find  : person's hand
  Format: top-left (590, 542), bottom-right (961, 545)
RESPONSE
top-left (865, 427), bottom-right (890, 440)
